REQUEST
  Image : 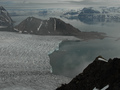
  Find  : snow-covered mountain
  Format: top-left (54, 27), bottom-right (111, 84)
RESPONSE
top-left (61, 7), bottom-right (120, 24)
top-left (78, 7), bottom-right (120, 24)
top-left (60, 10), bottom-right (80, 19)
top-left (0, 6), bottom-right (13, 31)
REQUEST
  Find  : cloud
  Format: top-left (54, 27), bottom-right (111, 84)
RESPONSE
top-left (0, 0), bottom-right (61, 3)
top-left (0, 0), bottom-right (120, 6)
top-left (68, 0), bottom-right (120, 6)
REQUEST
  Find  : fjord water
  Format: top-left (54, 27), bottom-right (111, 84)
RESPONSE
top-left (50, 21), bottom-right (120, 78)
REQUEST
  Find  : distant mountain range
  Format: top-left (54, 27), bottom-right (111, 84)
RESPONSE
top-left (61, 7), bottom-right (120, 24)
top-left (0, 6), bottom-right (13, 31)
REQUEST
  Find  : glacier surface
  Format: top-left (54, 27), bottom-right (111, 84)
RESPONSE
top-left (0, 31), bottom-right (79, 90)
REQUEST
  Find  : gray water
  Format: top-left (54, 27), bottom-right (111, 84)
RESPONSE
top-left (49, 19), bottom-right (120, 78)
top-left (50, 38), bottom-right (120, 77)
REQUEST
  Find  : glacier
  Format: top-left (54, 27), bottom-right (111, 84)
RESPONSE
top-left (0, 31), bottom-right (79, 90)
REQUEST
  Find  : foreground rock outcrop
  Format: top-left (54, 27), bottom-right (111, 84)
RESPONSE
top-left (56, 56), bottom-right (120, 90)
top-left (0, 6), bottom-right (13, 31)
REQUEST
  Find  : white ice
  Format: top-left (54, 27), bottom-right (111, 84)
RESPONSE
top-left (0, 31), bottom-right (79, 90)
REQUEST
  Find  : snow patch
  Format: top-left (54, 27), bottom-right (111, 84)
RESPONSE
top-left (24, 31), bottom-right (27, 33)
top-left (19, 31), bottom-right (22, 33)
top-left (0, 26), bottom-right (7, 28)
top-left (93, 85), bottom-right (109, 90)
top-left (54, 19), bottom-right (56, 31)
top-left (37, 21), bottom-right (43, 31)
top-left (30, 18), bottom-right (33, 21)
top-left (98, 58), bottom-right (107, 62)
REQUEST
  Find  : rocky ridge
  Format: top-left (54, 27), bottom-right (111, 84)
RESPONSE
top-left (14, 17), bottom-right (81, 36)
top-left (0, 6), bottom-right (13, 31)
top-left (56, 56), bottom-right (120, 90)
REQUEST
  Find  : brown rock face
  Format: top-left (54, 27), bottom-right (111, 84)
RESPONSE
top-left (56, 56), bottom-right (120, 90)
top-left (14, 17), bottom-right (81, 36)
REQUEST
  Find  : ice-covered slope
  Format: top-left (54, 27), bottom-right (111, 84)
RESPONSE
top-left (62, 7), bottom-right (120, 24)
top-left (0, 6), bottom-right (13, 31)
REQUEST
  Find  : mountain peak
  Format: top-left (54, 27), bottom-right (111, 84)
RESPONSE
top-left (0, 6), bottom-right (5, 10)
top-left (14, 17), bottom-right (81, 36)
top-left (95, 56), bottom-right (107, 62)
top-left (0, 6), bottom-right (13, 31)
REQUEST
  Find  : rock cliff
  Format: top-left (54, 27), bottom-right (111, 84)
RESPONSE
top-left (56, 56), bottom-right (120, 90)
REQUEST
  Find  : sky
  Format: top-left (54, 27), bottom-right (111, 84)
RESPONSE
top-left (0, 0), bottom-right (120, 4)
top-left (0, 0), bottom-right (120, 6)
